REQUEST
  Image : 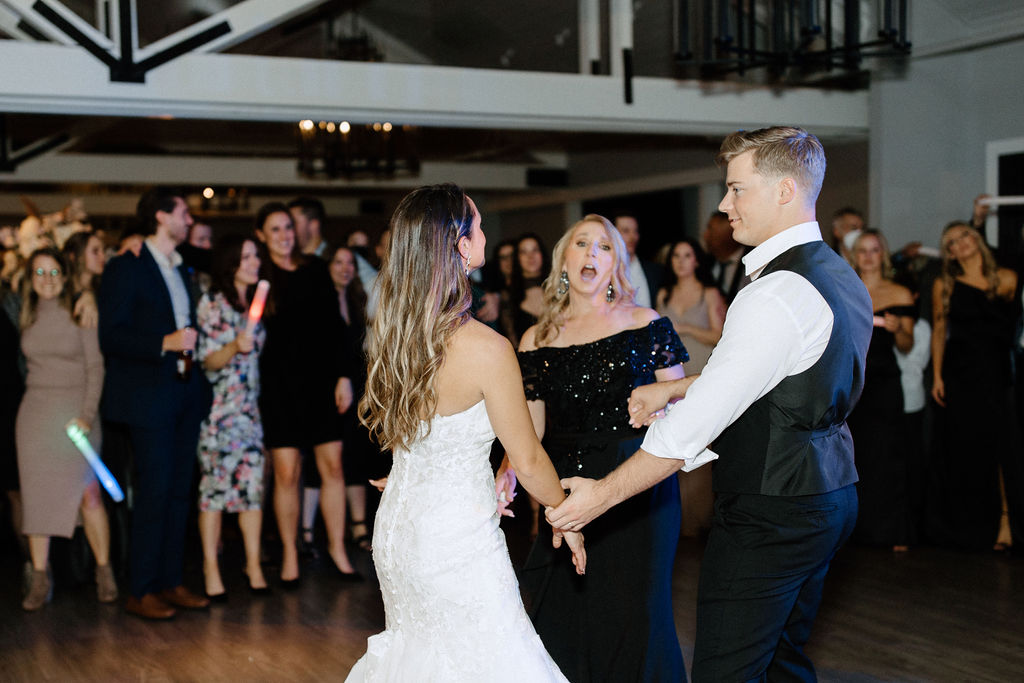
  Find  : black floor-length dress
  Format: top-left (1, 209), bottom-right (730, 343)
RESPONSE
top-left (518, 317), bottom-right (688, 683)
top-left (849, 304), bottom-right (915, 546)
top-left (933, 281), bottom-right (1024, 549)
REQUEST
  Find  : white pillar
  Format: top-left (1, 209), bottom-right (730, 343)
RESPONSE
top-left (578, 0), bottom-right (601, 74)
top-left (609, 0), bottom-right (634, 77)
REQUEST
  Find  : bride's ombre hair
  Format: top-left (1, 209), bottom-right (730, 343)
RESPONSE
top-left (533, 215), bottom-right (635, 346)
top-left (359, 183), bottom-right (475, 452)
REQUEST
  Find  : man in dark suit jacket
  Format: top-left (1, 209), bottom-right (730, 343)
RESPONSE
top-left (99, 187), bottom-right (211, 619)
top-left (551, 127), bottom-right (871, 681)
top-left (704, 210), bottom-right (751, 304)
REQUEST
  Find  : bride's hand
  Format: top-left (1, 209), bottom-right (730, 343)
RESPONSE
top-left (494, 464), bottom-right (518, 518)
top-left (552, 529), bottom-right (586, 575)
top-left (369, 477), bottom-right (388, 492)
top-left (627, 376), bottom-right (697, 427)
top-left (627, 382), bottom-right (673, 427)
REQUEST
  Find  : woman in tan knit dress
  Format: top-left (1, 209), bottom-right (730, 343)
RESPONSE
top-left (16, 247), bottom-right (116, 611)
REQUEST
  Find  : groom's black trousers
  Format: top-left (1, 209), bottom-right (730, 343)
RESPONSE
top-left (691, 484), bottom-right (857, 682)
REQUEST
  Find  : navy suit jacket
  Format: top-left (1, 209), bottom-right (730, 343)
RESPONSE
top-left (98, 246), bottom-right (209, 426)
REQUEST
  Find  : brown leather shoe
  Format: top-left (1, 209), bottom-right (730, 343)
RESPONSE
top-left (158, 585), bottom-right (210, 609)
top-left (125, 594), bottom-right (176, 620)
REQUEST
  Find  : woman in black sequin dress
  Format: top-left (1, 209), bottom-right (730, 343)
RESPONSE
top-left (511, 215), bottom-right (689, 682)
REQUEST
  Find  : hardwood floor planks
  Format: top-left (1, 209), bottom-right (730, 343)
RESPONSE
top-left (1, 524), bottom-right (1021, 681)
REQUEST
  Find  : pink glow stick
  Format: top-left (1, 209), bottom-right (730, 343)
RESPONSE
top-left (245, 280), bottom-right (270, 336)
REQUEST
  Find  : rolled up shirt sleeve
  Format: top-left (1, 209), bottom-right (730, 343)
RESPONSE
top-left (641, 270), bottom-right (834, 470)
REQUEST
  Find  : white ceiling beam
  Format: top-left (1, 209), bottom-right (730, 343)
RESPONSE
top-left (0, 42), bottom-right (869, 137)
top-left (0, 3), bottom-right (36, 40)
top-left (0, 0), bottom-right (112, 49)
top-left (0, 151), bottom-right (539, 191)
top-left (136, 0), bottom-right (329, 59)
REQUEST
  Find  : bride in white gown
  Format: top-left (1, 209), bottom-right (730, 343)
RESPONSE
top-left (346, 184), bottom-right (585, 682)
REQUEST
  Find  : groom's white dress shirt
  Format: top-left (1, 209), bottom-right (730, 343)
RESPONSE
top-left (641, 222), bottom-right (837, 470)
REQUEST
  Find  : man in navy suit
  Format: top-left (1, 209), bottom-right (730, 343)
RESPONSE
top-left (99, 187), bottom-right (211, 619)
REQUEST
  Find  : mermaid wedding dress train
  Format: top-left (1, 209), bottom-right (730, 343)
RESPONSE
top-left (345, 399), bottom-right (567, 682)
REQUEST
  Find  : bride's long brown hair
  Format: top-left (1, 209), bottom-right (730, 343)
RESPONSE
top-left (359, 184), bottom-right (475, 452)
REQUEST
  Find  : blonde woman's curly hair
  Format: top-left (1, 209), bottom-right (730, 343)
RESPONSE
top-left (359, 184), bottom-right (475, 452)
top-left (532, 214), bottom-right (636, 346)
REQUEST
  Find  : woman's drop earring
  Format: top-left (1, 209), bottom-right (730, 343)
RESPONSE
top-left (464, 255), bottom-right (471, 275)
top-left (606, 282), bottom-right (615, 302)
top-left (558, 271), bottom-right (569, 297)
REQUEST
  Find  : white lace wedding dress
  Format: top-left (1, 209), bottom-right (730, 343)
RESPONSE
top-left (345, 399), bottom-right (567, 682)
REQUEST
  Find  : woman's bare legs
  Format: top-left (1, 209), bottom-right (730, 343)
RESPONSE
top-left (272, 448), bottom-right (302, 581)
top-left (346, 483), bottom-right (369, 549)
top-left (198, 509), bottom-right (224, 595)
top-left (315, 440), bottom-right (355, 574)
top-left (239, 509), bottom-right (267, 589)
top-left (79, 481), bottom-right (111, 567)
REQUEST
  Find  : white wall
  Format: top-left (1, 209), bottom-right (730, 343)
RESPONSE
top-left (870, 12), bottom-right (1024, 250)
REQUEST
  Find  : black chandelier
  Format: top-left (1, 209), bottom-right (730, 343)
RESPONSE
top-left (296, 119), bottom-right (421, 180)
top-left (674, 0), bottom-right (911, 88)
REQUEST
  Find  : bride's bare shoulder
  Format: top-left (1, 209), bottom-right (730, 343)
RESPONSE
top-left (451, 319), bottom-right (515, 361)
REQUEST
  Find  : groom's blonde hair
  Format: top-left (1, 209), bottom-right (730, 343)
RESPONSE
top-left (717, 126), bottom-right (826, 203)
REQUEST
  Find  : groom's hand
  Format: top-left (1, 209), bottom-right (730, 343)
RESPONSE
top-left (545, 477), bottom-right (611, 531)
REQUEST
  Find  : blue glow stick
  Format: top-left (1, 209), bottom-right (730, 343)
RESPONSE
top-left (66, 423), bottom-right (124, 502)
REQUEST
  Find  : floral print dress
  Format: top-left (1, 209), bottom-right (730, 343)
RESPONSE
top-left (196, 292), bottom-right (266, 512)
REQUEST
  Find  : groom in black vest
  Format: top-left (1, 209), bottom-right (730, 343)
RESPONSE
top-left (549, 126), bottom-right (871, 681)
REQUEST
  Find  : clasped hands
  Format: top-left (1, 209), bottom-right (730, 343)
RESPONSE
top-left (493, 380), bottom-right (684, 577)
top-left (543, 379), bottom-right (679, 533)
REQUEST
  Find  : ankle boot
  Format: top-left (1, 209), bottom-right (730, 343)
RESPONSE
top-left (96, 564), bottom-right (118, 603)
top-left (22, 569), bottom-right (52, 611)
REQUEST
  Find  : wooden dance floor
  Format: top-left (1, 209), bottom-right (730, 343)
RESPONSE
top-left (2, 513), bottom-right (1022, 682)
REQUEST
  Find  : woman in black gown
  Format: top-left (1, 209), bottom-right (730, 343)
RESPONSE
top-left (847, 230), bottom-right (916, 550)
top-left (509, 215), bottom-right (688, 682)
top-left (254, 203), bottom-right (360, 583)
top-left (931, 221), bottom-right (1023, 551)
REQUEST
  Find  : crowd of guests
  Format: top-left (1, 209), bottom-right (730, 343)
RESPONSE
top-left (825, 201), bottom-right (1023, 555)
top-left (1, 187), bottom-right (1021, 620)
top-left (0, 190), bottom-right (383, 615)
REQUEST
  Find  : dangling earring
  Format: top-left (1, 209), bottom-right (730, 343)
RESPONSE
top-left (557, 271), bottom-right (569, 297)
top-left (464, 254), bottom-right (471, 275)
top-left (606, 282), bottom-right (615, 303)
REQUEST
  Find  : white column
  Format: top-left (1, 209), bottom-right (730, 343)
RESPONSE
top-left (609, 0), bottom-right (634, 77)
top-left (578, 0), bottom-right (601, 74)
